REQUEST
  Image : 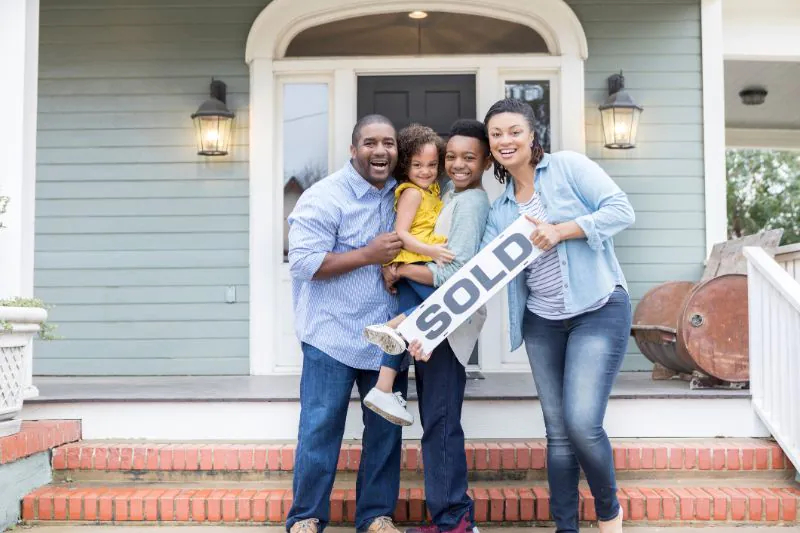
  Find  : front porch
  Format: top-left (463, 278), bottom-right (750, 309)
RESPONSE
top-left (21, 373), bottom-right (763, 440)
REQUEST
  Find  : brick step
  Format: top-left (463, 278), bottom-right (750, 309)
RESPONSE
top-left (22, 483), bottom-right (800, 525)
top-left (51, 439), bottom-right (793, 479)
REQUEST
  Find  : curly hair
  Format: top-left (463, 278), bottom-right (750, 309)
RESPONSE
top-left (396, 124), bottom-right (446, 183)
top-left (483, 98), bottom-right (546, 184)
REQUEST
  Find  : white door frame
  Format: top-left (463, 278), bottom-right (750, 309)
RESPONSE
top-left (246, 0), bottom-right (589, 375)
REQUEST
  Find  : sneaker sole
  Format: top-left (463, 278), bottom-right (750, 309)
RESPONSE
top-left (363, 328), bottom-right (405, 355)
top-left (363, 398), bottom-right (414, 427)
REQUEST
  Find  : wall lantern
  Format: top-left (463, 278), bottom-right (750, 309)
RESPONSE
top-left (598, 72), bottom-right (643, 149)
top-left (191, 79), bottom-right (235, 156)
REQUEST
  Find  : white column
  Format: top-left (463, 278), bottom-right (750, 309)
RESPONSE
top-left (0, 0), bottom-right (40, 398)
top-left (701, 0), bottom-right (728, 258)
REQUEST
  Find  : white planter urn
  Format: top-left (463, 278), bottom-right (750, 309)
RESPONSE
top-left (0, 306), bottom-right (47, 437)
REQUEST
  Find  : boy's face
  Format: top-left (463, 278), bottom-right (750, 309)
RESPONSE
top-left (445, 135), bottom-right (491, 191)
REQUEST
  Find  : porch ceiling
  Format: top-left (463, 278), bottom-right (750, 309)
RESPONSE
top-left (725, 60), bottom-right (800, 131)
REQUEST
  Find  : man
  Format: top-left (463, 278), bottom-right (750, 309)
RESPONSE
top-left (286, 115), bottom-right (406, 533)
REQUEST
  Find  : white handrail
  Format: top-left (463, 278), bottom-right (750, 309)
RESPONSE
top-left (744, 246), bottom-right (800, 473)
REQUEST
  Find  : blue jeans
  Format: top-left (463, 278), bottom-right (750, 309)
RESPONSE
top-left (380, 279), bottom-right (435, 371)
top-left (415, 339), bottom-right (473, 531)
top-left (522, 287), bottom-right (631, 533)
top-left (287, 343), bottom-right (408, 532)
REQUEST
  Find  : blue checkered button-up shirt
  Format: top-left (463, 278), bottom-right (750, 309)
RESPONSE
top-left (287, 162), bottom-right (399, 370)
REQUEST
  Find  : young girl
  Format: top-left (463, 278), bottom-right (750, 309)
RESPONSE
top-left (362, 124), bottom-right (453, 426)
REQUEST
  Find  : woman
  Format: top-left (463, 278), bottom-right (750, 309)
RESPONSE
top-left (482, 98), bottom-right (634, 533)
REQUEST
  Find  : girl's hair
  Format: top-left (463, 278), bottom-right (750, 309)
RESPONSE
top-left (396, 124), bottom-right (445, 183)
top-left (483, 98), bottom-right (545, 184)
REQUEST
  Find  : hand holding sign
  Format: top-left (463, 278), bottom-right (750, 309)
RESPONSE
top-left (396, 215), bottom-right (543, 355)
top-left (526, 215), bottom-right (561, 251)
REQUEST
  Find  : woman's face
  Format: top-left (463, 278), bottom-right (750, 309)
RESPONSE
top-left (445, 135), bottom-right (491, 191)
top-left (407, 143), bottom-right (440, 189)
top-left (486, 112), bottom-right (535, 172)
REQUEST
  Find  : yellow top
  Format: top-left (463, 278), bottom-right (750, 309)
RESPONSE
top-left (389, 181), bottom-right (448, 265)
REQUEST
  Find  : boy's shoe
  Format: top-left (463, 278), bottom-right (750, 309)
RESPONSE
top-left (368, 517), bottom-right (403, 533)
top-left (364, 324), bottom-right (407, 355)
top-left (364, 388), bottom-right (414, 426)
top-left (405, 515), bottom-right (472, 533)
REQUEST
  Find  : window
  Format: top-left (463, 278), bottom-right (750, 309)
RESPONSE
top-left (286, 12), bottom-right (549, 57)
top-left (283, 83), bottom-right (329, 259)
top-left (505, 80), bottom-right (552, 153)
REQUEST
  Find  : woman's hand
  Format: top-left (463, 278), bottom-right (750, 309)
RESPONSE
top-left (408, 340), bottom-right (432, 362)
top-left (382, 264), bottom-right (400, 294)
top-left (429, 244), bottom-right (455, 266)
top-left (526, 215), bottom-right (562, 251)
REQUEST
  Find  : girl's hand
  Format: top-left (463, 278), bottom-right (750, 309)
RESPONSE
top-left (526, 215), bottom-right (561, 251)
top-left (408, 340), bottom-right (432, 362)
top-left (429, 244), bottom-right (455, 266)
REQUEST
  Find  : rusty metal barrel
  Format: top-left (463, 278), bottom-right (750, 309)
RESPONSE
top-left (676, 274), bottom-right (749, 382)
top-left (631, 274), bottom-right (750, 381)
top-left (631, 281), bottom-right (696, 374)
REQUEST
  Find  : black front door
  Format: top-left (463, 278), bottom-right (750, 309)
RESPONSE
top-left (357, 75), bottom-right (477, 137)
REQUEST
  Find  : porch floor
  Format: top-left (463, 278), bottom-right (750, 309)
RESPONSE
top-left (28, 371), bottom-right (750, 403)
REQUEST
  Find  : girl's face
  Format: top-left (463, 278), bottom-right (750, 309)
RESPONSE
top-left (445, 136), bottom-right (491, 192)
top-left (486, 112), bottom-right (535, 171)
top-left (407, 143), bottom-right (440, 189)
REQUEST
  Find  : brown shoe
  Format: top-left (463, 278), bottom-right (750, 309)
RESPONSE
top-left (368, 516), bottom-right (402, 533)
top-left (290, 518), bottom-right (319, 533)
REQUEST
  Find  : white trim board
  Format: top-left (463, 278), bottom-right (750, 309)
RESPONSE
top-left (701, 0), bottom-right (728, 259)
top-left (22, 398), bottom-right (768, 440)
top-left (245, 0), bottom-right (589, 375)
top-left (727, 128), bottom-right (800, 152)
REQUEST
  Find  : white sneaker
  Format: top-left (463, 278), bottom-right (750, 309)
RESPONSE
top-left (364, 324), bottom-right (407, 355)
top-left (364, 388), bottom-right (414, 426)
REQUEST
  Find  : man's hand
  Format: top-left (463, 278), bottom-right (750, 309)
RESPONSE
top-left (362, 232), bottom-right (403, 265)
top-left (525, 215), bottom-right (561, 251)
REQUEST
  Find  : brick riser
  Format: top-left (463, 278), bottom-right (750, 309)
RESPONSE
top-left (52, 440), bottom-right (794, 476)
top-left (22, 485), bottom-right (800, 525)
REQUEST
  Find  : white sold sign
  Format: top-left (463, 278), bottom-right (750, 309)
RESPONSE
top-left (396, 215), bottom-right (542, 354)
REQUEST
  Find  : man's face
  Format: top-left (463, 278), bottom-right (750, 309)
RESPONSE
top-left (350, 123), bottom-right (398, 188)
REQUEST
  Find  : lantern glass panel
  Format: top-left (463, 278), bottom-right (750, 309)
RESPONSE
top-left (194, 115), bottom-right (233, 155)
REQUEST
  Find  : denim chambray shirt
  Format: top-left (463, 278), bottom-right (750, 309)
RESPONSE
top-left (480, 151), bottom-right (635, 351)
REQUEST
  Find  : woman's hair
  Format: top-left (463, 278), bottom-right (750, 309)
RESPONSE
top-left (483, 98), bottom-right (545, 184)
top-left (396, 124), bottom-right (446, 183)
top-left (448, 119), bottom-right (490, 158)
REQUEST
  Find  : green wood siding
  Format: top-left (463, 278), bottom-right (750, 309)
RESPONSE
top-left (34, 0), bottom-right (704, 375)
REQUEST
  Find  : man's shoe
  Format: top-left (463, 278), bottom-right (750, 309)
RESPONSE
top-left (364, 324), bottom-right (407, 355)
top-left (364, 388), bottom-right (414, 426)
top-left (368, 516), bottom-right (403, 533)
top-left (290, 518), bottom-right (319, 533)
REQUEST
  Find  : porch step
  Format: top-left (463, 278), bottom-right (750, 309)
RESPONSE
top-left (51, 439), bottom-right (795, 481)
top-left (21, 482), bottom-right (800, 525)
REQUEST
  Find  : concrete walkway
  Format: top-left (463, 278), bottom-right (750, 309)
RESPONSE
top-left (19, 527), bottom-right (800, 533)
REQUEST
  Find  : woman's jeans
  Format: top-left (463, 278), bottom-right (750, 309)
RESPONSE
top-left (523, 287), bottom-right (631, 533)
top-left (380, 279), bottom-right (435, 371)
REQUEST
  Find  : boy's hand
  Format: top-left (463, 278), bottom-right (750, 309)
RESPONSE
top-left (382, 264), bottom-right (400, 294)
top-left (408, 339), bottom-right (432, 362)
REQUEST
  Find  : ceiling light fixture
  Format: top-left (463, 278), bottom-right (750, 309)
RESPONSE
top-left (408, 11), bottom-right (428, 19)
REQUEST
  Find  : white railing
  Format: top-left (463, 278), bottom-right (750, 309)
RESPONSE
top-left (775, 243), bottom-right (800, 283)
top-left (744, 246), bottom-right (800, 473)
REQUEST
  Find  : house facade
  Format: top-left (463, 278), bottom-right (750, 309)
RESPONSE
top-left (1, 0), bottom-right (799, 436)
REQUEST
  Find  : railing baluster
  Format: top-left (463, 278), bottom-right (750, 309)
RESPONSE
top-left (744, 246), bottom-right (800, 473)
